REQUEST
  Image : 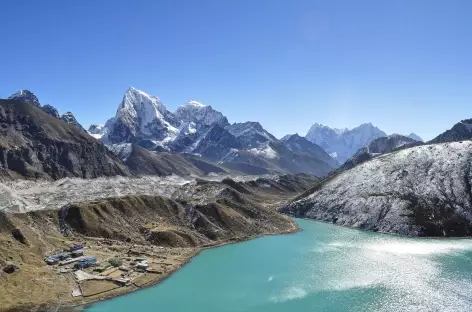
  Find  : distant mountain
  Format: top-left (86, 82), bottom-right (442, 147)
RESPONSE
top-left (305, 123), bottom-right (387, 164)
top-left (281, 134), bottom-right (339, 169)
top-left (227, 122), bottom-right (278, 148)
top-left (41, 104), bottom-right (60, 118)
top-left (88, 124), bottom-right (106, 139)
top-left (7, 90), bottom-right (86, 133)
top-left (61, 112), bottom-right (86, 132)
top-left (191, 125), bottom-right (243, 161)
top-left (407, 133), bottom-right (423, 142)
top-left (429, 119), bottom-right (472, 143)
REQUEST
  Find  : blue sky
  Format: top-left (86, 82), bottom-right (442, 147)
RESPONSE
top-left (1, 0), bottom-right (471, 140)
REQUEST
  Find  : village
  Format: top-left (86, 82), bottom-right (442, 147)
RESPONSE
top-left (43, 239), bottom-right (198, 299)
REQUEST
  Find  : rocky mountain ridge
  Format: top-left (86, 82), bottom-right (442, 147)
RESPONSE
top-left (430, 119), bottom-right (472, 144)
top-left (7, 90), bottom-right (85, 132)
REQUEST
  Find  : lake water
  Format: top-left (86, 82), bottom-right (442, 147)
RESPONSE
top-left (86, 219), bottom-right (472, 311)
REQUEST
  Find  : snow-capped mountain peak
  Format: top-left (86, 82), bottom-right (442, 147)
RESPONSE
top-left (186, 100), bottom-right (206, 108)
top-left (8, 90), bottom-right (41, 107)
top-left (174, 100), bottom-right (228, 128)
top-left (106, 87), bottom-right (180, 144)
top-left (117, 87), bottom-right (170, 131)
top-left (228, 121), bottom-right (278, 148)
top-left (309, 123), bottom-right (348, 135)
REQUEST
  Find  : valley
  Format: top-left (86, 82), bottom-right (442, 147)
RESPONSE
top-left (0, 173), bottom-right (312, 311)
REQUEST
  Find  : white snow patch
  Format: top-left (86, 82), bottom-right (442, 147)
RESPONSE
top-left (89, 133), bottom-right (104, 139)
top-left (186, 100), bottom-right (206, 108)
top-left (248, 144), bottom-right (278, 159)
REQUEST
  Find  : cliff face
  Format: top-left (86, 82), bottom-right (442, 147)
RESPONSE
top-left (282, 141), bottom-right (472, 237)
top-left (0, 99), bottom-right (129, 180)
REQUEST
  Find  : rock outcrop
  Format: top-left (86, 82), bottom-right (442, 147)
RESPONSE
top-left (61, 112), bottom-right (86, 132)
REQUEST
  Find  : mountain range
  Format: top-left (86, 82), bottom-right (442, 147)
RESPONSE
top-left (88, 87), bottom-right (339, 176)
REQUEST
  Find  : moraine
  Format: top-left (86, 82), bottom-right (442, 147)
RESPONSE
top-left (85, 219), bottom-right (472, 312)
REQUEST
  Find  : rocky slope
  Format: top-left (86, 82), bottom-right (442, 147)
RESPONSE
top-left (227, 121), bottom-right (278, 148)
top-left (282, 141), bottom-right (472, 237)
top-left (0, 99), bottom-right (129, 180)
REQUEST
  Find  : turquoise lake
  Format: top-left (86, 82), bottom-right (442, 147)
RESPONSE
top-left (86, 219), bottom-right (472, 311)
